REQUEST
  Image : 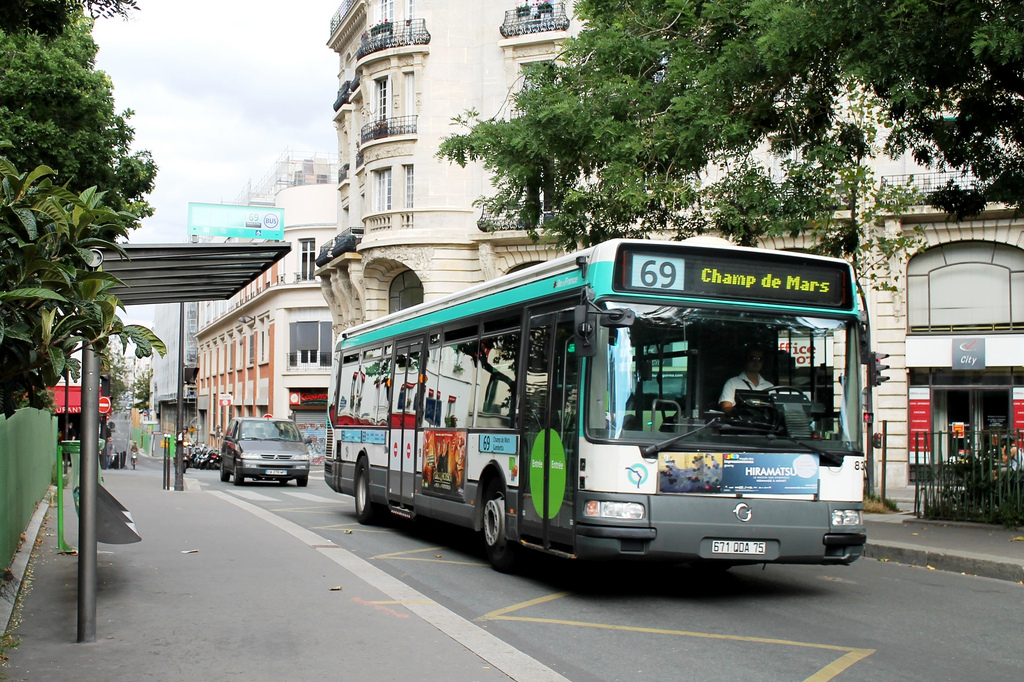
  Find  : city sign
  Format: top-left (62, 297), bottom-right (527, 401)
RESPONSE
top-left (187, 203), bottom-right (285, 240)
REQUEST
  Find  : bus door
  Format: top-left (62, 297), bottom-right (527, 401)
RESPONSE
top-left (388, 341), bottom-right (422, 507)
top-left (520, 310), bottom-right (580, 553)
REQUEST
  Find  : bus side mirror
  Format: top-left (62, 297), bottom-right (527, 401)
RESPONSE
top-left (574, 304), bottom-right (597, 357)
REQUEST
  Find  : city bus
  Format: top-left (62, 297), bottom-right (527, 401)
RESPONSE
top-left (324, 238), bottom-right (867, 571)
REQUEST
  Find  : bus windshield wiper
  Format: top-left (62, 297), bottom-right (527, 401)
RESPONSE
top-left (765, 434), bottom-right (845, 467)
top-left (641, 417), bottom-right (722, 458)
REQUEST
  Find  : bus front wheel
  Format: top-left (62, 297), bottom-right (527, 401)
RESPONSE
top-left (482, 480), bottom-right (519, 572)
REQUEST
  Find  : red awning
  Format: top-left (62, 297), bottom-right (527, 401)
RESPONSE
top-left (50, 385), bottom-right (82, 414)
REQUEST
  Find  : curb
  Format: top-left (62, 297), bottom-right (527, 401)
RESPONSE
top-left (2, 490), bottom-right (51, 634)
top-left (864, 540), bottom-right (1024, 583)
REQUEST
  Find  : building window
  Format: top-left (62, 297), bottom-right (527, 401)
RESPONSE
top-left (289, 321), bottom-right (333, 368)
top-left (404, 72), bottom-right (415, 115)
top-left (374, 168), bottom-right (393, 212)
top-left (375, 77), bottom-right (389, 121)
top-left (406, 0), bottom-right (414, 20)
top-left (908, 241), bottom-right (1024, 333)
top-left (377, 0), bottom-right (394, 25)
top-left (404, 165), bottom-right (414, 208)
top-left (248, 334), bottom-right (255, 365)
top-left (300, 238), bottom-right (316, 280)
top-left (389, 270), bottom-right (423, 313)
top-left (260, 330), bottom-right (267, 363)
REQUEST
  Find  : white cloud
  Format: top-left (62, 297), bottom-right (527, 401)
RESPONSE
top-left (92, 1), bottom-right (343, 326)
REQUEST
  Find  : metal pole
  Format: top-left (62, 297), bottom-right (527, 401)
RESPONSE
top-left (880, 420), bottom-right (888, 504)
top-left (174, 302), bottom-right (185, 491)
top-left (77, 341), bottom-right (99, 643)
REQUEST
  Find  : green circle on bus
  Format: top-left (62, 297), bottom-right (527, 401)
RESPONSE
top-left (529, 429), bottom-right (567, 519)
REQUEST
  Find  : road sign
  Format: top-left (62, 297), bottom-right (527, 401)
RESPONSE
top-left (98, 396), bottom-right (112, 414)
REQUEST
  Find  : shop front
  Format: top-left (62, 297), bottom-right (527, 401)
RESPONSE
top-left (288, 389), bottom-right (328, 464)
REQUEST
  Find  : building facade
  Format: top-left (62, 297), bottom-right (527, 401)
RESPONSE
top-left (317, 0), bottom-right (579, 332)
top-left (195, 154), bottom-right (339, 458)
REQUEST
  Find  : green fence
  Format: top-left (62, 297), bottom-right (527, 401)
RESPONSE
top-left (912, 429), bottom-right (1024, 525)
top-left (1, 408), bottom-right (57, 570)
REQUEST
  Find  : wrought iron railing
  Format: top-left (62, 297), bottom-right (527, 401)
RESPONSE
top-left (500, 3), bottom-right (570, 38)
top-left (357, 18), bottom-right (431, 60)
top-left (355, 150), bottom-right (364, 168)
top-left (912, 429), bottom-right (1024, 525)
top-left (360, 115), bottom-right (418, 143)
top-left (329, 0), bottom-right (356, 36)
top-left (477, 207), bottom-right (554, 232)
top-left (338, 164), bottom-right (349, 183)
top-left (880, 171), bottom-right (980, 194)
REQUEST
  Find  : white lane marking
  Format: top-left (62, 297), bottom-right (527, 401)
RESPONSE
top-left (226, 490), bottom-right (279, 502)
top-left (282, 491), bottom-right (338, 503)
top-left (209, 491), bottom-right (566, 682)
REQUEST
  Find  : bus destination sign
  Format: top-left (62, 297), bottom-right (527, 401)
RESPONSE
top-left (618, 247), bottom-right (851, 308)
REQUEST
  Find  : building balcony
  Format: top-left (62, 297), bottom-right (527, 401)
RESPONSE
top-left (329, 0), bottom-right (356, 36)
top-left (366, 211), bottom-right (415, 234)
top-left (338, 163), bottom-right (349, 183)
top-left (500, 3), bottom-right (570, 38)
top-left (287, 352), bottom-right (332, 371)
top-left (881, 171), bottom-right (980, 194)
top-left (477, 207), bottom-right (554, 232)
top-left (360, 115), bottom-right (418, 144)
top-left (357, 18), bottom-right (431, 60)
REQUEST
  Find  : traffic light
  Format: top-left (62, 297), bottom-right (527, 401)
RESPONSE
top-left (869, 352), bottom-right (890, 387)
top-left (182, 365), bottom-right (199, 385)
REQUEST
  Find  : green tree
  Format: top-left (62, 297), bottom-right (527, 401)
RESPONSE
top-left (0, 11), bottom-right (157, 222)
top-left (132, 365), bottom-right (152, 411)
top-left (0, 153), bottom-right (165, 417)
top-left (0, 1), bottom-right (138, 38)
top-left (440, 0), bottom-right (1021, 262)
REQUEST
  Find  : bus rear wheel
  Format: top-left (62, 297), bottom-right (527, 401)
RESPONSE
top-left (482, 480), bottom-right (518, 573)
top-left (354, 459), bottom-right (377, 524)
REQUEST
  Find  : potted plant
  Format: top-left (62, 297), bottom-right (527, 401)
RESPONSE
top-left (370, 20), bottom-right (393, 37)
top-left (538, 1), bottom-right (553, 13)
top-left (516, 4), bottom-right (531, 17)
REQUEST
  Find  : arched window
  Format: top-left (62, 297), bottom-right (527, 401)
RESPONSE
top-left (389, 270), bottom-right (423, 313)
top-left (907, 241), bottom-right (1024, 332)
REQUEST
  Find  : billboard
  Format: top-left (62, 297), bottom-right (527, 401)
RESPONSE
top-left (187, 203), bottom-right (285, 239)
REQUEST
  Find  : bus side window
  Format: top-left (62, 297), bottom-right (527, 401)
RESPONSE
top-left (435, 345), bottom-right (474, 429)
top-left (422, 347), bottom-right (442, 428)
top-left (474, 332), bottom-right (519, 428)
top-left (338, 352), bottom-right (361, 426)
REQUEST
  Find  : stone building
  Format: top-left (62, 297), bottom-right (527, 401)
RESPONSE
top-left (317, 0), bottom-right (580, 330)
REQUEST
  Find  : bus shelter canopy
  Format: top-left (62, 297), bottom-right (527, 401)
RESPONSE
top-left (98, 243), bottom-right (292, 306)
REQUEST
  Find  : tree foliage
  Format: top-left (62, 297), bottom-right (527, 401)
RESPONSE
top-left (0, 10), bottom-right (157, 223)
top-left (440, 0), bottom-right (1022, 262)
top-left (0, 153), bottom-right (165, 417)
top-left (132, 365), bottom-right (152, 411)
top-left (0, 1), bottom-right (138, 38)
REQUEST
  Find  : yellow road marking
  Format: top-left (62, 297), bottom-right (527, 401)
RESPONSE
top-left (370, 546), bottom-right (487, 566)
top-left (311, 523), bottom-right (396, 533)
top-left (482, 592), bottom-right (874, 681)
top-left (367, 600), bottom-right (436, 605)
top-left (271, 505), bottom-right (342, 514)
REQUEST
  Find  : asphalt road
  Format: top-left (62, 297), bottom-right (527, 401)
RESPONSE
top-left (167, 460), bottom-right (1024, 682)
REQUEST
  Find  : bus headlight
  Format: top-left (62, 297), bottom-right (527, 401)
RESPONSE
top-left (584, 500), bottom-right (645, 520)
top-left (830, 509), bottom-right (862, 527)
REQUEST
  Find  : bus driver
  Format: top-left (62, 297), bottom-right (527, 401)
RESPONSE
top-left (719, 346), bottom-right (774, 415)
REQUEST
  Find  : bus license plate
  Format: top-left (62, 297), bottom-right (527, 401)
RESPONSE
top-left (712, 540), bottom-right (766, 555)
top-left (265, 469), bottom-right (287, 476)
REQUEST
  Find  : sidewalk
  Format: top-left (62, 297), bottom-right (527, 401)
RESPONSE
top-left (4, 479), bottom-right (1023, 681)
top-left (863, 486), bottom-right (1024, 583)
top-left (1, 469), bottom-right (558, 681)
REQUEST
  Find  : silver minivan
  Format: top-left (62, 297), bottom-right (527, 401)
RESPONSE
top-left (220, 417), bottom-right (310, 486)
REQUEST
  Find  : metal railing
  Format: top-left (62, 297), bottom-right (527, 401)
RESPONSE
top-left (477, 207), bottom-right (554, 232)
top-left (500, 3), bottom-right (570, 38)
top-left (357, 18), bottom-right (431, 60)
top-left (880, 171), bottom-right (980, 194)
top-left (287, 352), bottom-right (332, 370)
top-left (912, 429), bottom-right (1023, 525)
top-left (329, 0), bottom-right (356, 36)
top-left (360, 115), bottom-right (418, 144)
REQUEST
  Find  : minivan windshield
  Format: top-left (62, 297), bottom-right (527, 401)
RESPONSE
top-left (586, 302), bottom-right (861, 454)
top-left (239, 420), bottom-right (302, 441)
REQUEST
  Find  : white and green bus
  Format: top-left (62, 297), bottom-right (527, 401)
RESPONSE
top-left (325, 238), bottom-right (867, 571)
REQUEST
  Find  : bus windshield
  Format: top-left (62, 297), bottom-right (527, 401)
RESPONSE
top-left (586, 302), bottom-right (861, 454)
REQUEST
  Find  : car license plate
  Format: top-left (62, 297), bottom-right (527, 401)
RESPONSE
top-left (712, 540), bottom-right (766, 555)
top-left (265, 469), bottom-right (287, 476)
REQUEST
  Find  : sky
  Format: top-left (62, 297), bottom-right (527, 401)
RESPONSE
top-left (91, 1), bottom-right (342, 326)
